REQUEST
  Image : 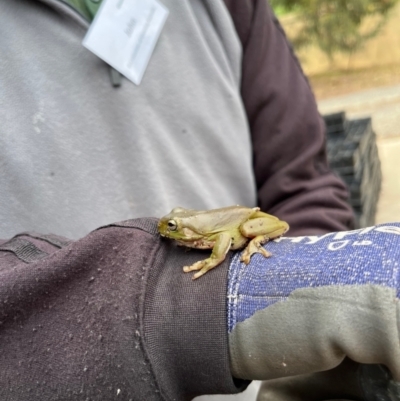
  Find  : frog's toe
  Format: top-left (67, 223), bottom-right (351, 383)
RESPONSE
top-left (259, 247), bottom-right (272, 258)
top-left (240, 251), bottom-right (251, 265)
top-left (183, 258), bottom-right (222, 279)
top-left (241, 238), bottom-right (272, 264)
top-left (183, 260), bottom-right (205, 272)
top-left (192, 269), bottom-right (209, 280)
top-left (192, 262), bottom-right (218, 280)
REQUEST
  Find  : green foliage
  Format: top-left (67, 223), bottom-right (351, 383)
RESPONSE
top-left (270, 0), bottom-right (398, 60)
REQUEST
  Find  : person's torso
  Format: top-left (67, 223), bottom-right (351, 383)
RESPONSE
top-left (0, 0), bottom-right (256, 239)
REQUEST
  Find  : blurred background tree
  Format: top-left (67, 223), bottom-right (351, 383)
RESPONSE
top-left (270, 0), bottom-right (399, 62)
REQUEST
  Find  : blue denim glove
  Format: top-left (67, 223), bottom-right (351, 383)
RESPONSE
top-left (227, 223), bottom-right (400, 401)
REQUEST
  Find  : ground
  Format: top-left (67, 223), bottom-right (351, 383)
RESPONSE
top-left (309, 63), bottom-right (400, 100)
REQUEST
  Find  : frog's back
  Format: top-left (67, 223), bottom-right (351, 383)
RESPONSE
top-left (185, 206), bottom-right (255, 234)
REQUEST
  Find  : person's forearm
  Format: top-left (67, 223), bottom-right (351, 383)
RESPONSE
top-left (2, 218), bottom-right (400, 400)
top-left (0, 219), bottom-right (246, 401)
top-left (224, 0), bottom-right (355, 234)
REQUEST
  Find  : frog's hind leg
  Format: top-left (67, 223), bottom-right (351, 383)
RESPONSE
top-left (183, 232), bottom-right (232, 280)
top-left (240, 216), bottom-right (288, 264)
top-left (240, 234), bottom-right (272, 265)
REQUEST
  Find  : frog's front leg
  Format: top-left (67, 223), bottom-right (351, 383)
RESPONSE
top-left (183, 232), bottom-right (232, 280)
top-left (240, 216), bottom-right (289, 264)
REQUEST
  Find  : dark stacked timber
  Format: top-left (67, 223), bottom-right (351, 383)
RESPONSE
top-left (324, 112), bottom-right (382, 228)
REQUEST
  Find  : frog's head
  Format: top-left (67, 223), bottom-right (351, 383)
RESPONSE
top-left (158, 217), bottom-right (179, 238)
top-left (158, 217), bottom-right (201, 241)
top-left (158, 208), bottom-right (204, 242)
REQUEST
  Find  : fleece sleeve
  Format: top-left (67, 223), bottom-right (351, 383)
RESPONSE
top-left (0, 219), bottom-right (247, 401)
top-left (223, 0), bottom-right (355, 235)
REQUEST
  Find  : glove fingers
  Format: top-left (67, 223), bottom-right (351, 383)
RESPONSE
top-left (257, 358), bottom-right (364, 401)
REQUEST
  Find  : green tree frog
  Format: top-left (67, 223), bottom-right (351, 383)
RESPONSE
top-left (158, 206), bottom-right (289, 279)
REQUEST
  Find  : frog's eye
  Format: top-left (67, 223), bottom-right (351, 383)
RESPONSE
top-left (167, 220), bottom-right (177, 231)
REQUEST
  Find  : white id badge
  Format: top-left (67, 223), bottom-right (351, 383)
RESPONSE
top-left (83, 0), bottom-right (168, 85)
